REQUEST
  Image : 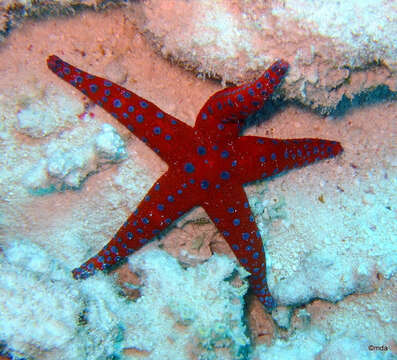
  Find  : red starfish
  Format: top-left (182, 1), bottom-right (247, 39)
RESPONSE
top-left (47, 55), bottom-right (343, 311)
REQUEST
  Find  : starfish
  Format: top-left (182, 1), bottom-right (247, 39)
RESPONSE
top-left (47, 55), bottom-right (343, 312)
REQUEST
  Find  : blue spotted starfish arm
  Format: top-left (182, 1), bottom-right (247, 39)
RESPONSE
top-left (234, 136), bottom-right (343, 181)
top-left (47, 55), bottom-right (193, 164)
top-left (202, 183), bottom-right (275, 309)
top-left (194, 60), bottom-right (289, 141)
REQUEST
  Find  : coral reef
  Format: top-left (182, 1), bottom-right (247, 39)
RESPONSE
top-left (0, 241), bottom-right (249, 360)
top-left (136, 0), bottom-right (396, 114)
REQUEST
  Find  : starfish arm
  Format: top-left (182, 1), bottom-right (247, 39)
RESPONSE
top-left (194, 60), bottom-right (289, 139)
top-left (202, 184), bottom-right (275, 312)
top-left (72, 170), bottom-right (197, 279)
top-left (234, 136), bottom-right (343, 183)
top-left (47, 55), bottom-right (193, 164)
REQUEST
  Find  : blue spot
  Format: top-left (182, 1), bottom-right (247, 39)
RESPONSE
top-left (89, 84), bottom-right (98, 92)
top-left (127, 232), bottom-right (134, 240)
top-left (137, 228), bottom-right (143, 234)
top-left (157, 204), bottom-right (164, 211)
top-left (297, 149), bottom-right (302, 157)
top-left (307, 151), bottom-right (311, 157)
top-left (201, 180), bottom-right (209, 190)
top-left (232, 160), bottom-right (237, 167)
top-left (165, 134), bottom-right (172, 141)
top-left (87, 263), bottom-right (94, 270)
top-left (76, 76), bottom-right (83, 83)
top-left (128, 105), bottom-right (134, 112)
top-left (227, 207), bottom-right (234, 213)
top-left (232, 244), bottom-right (239, 250)
top-left (237, 94), bottom-right (244, 102)
top-left (260, 156), bottom-right (266, 163)
top-left (177, 189), bottom-right (183, 194)
top-left (189, 178), bottom-right (195, 184)
top-left (212, 145), bottom-right (219, 151)
top-left (142, 217), bottom-right (149, 224)
top-left (284, 150), bottom-right (289, 159)
top-left (105, 89), bottom-right (111, 96)
top-left (256, 82), bottom-right (263, 89)
top-left (327, 146), bottom-right (332, 153)
top-left (244, 202), bottom-right (249, 208)
top-left (104, 80), bottom-right (112, 86)
top-left (233, 218), bottom-right (240, 226)
top-left (153, 126), bottom-right (161, 135)
top-left (217, 123), bottom-right (224, 130)
top-left (113, 99), bottom-right (122, 108)
top-left (155, 183), bottom-right (160, 191)
top-left (214, 218), bottom-right (220, 223)
top-left (253, 252), bottom-right (259, 259)
top-left (246, 245), bottom-right (253, 251)
top-left (220, 171), bottom-right (230, 180)
top-left (202, 112), bottom-right (207, 120)
top-left (98, 256), bottom-right (105, 263)
top-left (256, 230), bottom-right (261, 238)
top-left (257, 139), bottom-right (264, 144)
top-left (223, 231), bottom-right (230, 237)
top-left (271, 153), bottom-right (277, 160)
top-left (313, 147), bottom-right (319, 154)
top-left (248, 88), bottom-right (255, 96)
top-left (197, 146), bottom-right (206, 155)
top-left (165, 218), bottom-right (172, 224)
top-left (123, 113), bottom-right (129, 119)
top-left (153, 229), bottom-right (160, 235)
top-left (136, 114), bottom-right (144, 123)
top-left (242, 232), bottom-right (250, 240)
top-left (156, 111), bottom-right (164, 118)
top-left (241, 258), bottom-right (248, 264)
top-left (182, 183), bottom-right (187, 188)
top-left (140, 101), bottom-right (148, 108)
top-left (167, 195), bottom-right (175, 202)
top-left (217, 102), bottom-right (222, 110)
top-left (144, 195), bottom-right (151, 201)
top-left (171, 119), bottom-right (177, 125)
top-left (249, 215), bottom-right (254, 222)
top-left (221, 150), bottom-right (229, 158)
top-left (123, 91), bottom-right (131, 98)
top-left (184, 162), bottom-right (195, 173)
top-left (111, 246), bottom-right (119, 254)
